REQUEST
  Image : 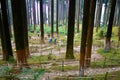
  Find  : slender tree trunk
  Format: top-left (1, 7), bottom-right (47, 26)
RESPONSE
top-left (0, 0), bottom-right (13, 61)
top-left (11, 0), bottom-right (29, 68)
top-left (79, 0), bottom-right (91, 77)
top-left (48, 0), bottom-right (51, 26)
top-left (66, 0), bottom-right (76, 59)
top-left (85, 0), bottom-right (96, 67)
top-left (33, 0), bottom-right (36, 33)
top-left (7, 0), bottom-right (13, 37)
top-left (51, 0), bottom-right (54, 38)
top-left (26, 0), bottom-right (30, 30)
top-left (56, 0), bottom-right (59, 37)
top-left (24, 0), bottom-right (30, 57)
top-left (95, 0), bottom-right (102, 32)
top-left (104, 0), bottom-right (111, 26)
top-left (40, 0), bottom-right (44, 43)
top-left (76, 0), bottom-right (80, 33)
top-left (103, 0), bottom-right (108, 26)
top-left (105, 0), bottom-right (116, 50)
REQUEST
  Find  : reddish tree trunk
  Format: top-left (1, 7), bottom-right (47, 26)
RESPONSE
top-left (85, 0), bottom-right (96, 67)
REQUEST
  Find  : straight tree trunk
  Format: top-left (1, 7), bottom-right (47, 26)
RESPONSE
top-left (76, 0), bottom-right (80, 33)
top-left (66, 0), bottom-right (76, 59)
top-left (40, 0), bottom-right (44, 43)
top-left (79, 0), bottom-right (91, 76)
top-left (56, 0), bottom-right (59, 37)
top-left (104, 0), bottom-right (111, 26)
top-left (11, 0), bottom-right (29, 68)
top-left (24, 0), bottom-right (30, 57)
top-left (26, 0), bottom-right (30, 31)
top-left (85, 0), bottom-right (96, 67)
top-left (33, 0), bottom-right (36, 33)
top-left (48, 0), bottom-right (51, 26)
top-left (51, 0), bottom-right (54, 38)
top-left (0, 0), bottom-right (13, 61)
top-left (105, 0), bottom-right (116, 50)
top-left (95, 0), bottom-right (102, 32)
top-left (103, 0), bottom-right (108, 26)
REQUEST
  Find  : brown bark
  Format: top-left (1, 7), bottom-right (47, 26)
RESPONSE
top-left (79, 0), bottom-right (91, 76)
top-left (105, 38), bottom-right (111, 50)
top-left (85, 0), bottom-right (96, 67)
top-left (105, 0), bottom-right (116, 50)
top-left (66, 0), bottom-right (76, 59)
top-left (25, 46), bottom-right (30, 58)
top-left (0, 0), bottom-right (13, 61)
top-left (51, 0), bottom-right (54, 38)
top-left (16, 50), bottom-right (28, 68)
top-left (56, 0), bottom-right (59, 37)
top-left (40, 0), bottom-right (45, 43)
top-left (11, 0), bottom-right (29, 68)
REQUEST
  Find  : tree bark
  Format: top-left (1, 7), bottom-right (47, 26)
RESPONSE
top-left (95, 0), bottom-right (102, 32)
top-left (0, 0), bottom-right (13, 61)
top-left (104, 0), bottom-right (111, 26)
top-left (76, 0), bottom-right (80, 33)
top-left (51, 0), bottom-right (54, 38)
top-left (85, 0), bottom-right (96, 67)
top-left (56, 0), bottom-right (59, 37)
top-left (66, 0), bottom-right (76, 59)
top-left (40, 0), bottom-right (45, 43)
top-left (105, 0), bottom-right (116, 50)
top-left (33, 0), bottom-right (36, 33)
top-left (11, 0), bottom-right (29, 68)
top-left (79, 0), bottom-right (91, 76)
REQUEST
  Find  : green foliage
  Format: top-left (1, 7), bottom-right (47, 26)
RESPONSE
top-left (16, 67), bottom-right (45, 80)
top-left (94, 48), bottom-right (120, 67)
top-left (28, 55), bottom-right (56, 64)
top-left (50, 65), bottom-right (78, 71)
top-left (0, 66), bottom-right (12, 76)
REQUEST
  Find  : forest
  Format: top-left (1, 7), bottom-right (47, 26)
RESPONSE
top-left (0, 0), bottom-right (120, 80)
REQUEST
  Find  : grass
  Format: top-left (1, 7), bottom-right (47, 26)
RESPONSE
top-left (94, 48), bottom-right (120, 68)
top-left (50, 65), bottom-right (79, 71)
top-left (28, 54), bottom-right (56, 64)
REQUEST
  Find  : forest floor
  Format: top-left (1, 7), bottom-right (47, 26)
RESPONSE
top-left (28, 43), bottom-right (120, 79)
top-left (0, 39), bottom-right (120, 79)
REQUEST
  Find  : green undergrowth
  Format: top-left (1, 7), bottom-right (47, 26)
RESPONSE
top-left (28, 54), bottom-right (56, 64)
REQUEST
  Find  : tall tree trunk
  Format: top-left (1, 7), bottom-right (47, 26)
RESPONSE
top-left (24, 0), bottom-right (30, 57)
top-left (76, 0), bottom-right (80, 33)
top-left (66, 0), bottom-right (76, 59)
top-left (103, 0), bottom-right (108, 26)
top-left (85, 0), bottom-right (96, 67)
top-left (95, 0), bottom-right (102, 32)
top-left (40, 0), bottom-right (44, 43)
top-left (113, 0), bottom-right (119, 26)
top-left (11, 0), bottom-right (29, 68)
top-left (0, 0), bottom-right (13, 61)
top-left (26, 0), bottom-right (30, 31)
top-left (56, 0), bottom-right (59, 36)
top-left (48, 0), bottom-right (51, 26)
top-left (33, 0), bottom-right (36, 33)
top-left (79, 0), bottom-right (91, 77)
top-left (51, 0), bottom-right (54, 38)
top-left (104, 0), bottom-right (111, 26)
top-left (7, 0), bottom-right (13, 37)
top-left (105, 0), bottom-right (116, 50)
